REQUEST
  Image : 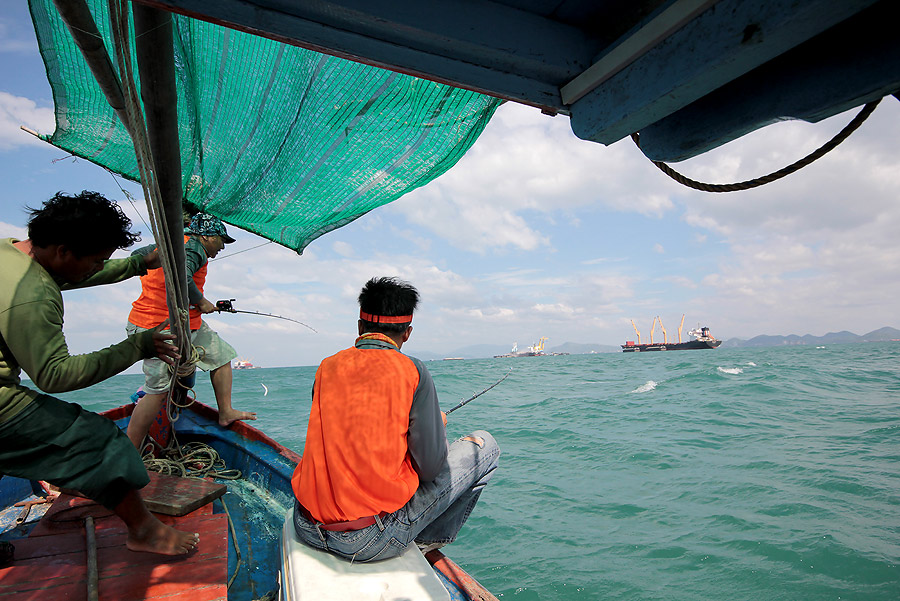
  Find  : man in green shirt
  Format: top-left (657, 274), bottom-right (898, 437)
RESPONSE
top-left (0, 191), bottom-right (198, 556)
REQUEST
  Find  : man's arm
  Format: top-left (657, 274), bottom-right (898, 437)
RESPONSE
top-left (407, 359), bottom-right (448, 482)
top-left (61, 254), bottom-right (148, 290)
top-left (4, 295), bottom-right (157, 393)
top-left (184, 238), bottom-right (208, 306)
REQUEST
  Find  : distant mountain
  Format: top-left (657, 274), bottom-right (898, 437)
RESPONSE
top-left (862, 326), bottom-right (900, 341)
top-left (410, 326), bottom-right (899, 360)
top-left (722, 327), bottom-right (900, 348)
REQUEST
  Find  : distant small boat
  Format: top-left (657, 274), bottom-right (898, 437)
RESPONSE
top-left (623, 317), bottom-right (722, 352)
top-left (232, 358), bottom-right (258, 369)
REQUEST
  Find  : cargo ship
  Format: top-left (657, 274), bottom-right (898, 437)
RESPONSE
top-left (622, 316), bottom-right (721, 352)
top-left (495, 337), bottom-right (548, 358)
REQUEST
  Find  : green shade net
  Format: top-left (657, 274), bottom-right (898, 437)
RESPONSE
top-left (28, 0), bottom-right (501, 253)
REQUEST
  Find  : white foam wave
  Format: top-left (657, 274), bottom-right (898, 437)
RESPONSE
top-left (630, 380), bottom-right (658, 393)
top-left (717, 367), bottom-right (743, 375)
top-left (746, 362), bottom-right (757, 367)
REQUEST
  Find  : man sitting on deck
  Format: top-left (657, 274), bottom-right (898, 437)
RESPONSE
top-left (291, 276), bottom-right (500, 562)
top-left (0, 191), bottom-right (198, 556)
top-left (125, 212), bottom-right (256, 451)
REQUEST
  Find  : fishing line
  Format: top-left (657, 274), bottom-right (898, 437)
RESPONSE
top-left (445, 368), bottom-right (512, 415)
top-left (215, 299), bottom-right (318, 333)
top-left (209, 240), bottom-right (274, 261)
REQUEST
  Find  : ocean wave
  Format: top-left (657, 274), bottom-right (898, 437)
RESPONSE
top-left (717, 366), bottom-right (744, 375)
top-left (630, 380), bottom-right (658, 393)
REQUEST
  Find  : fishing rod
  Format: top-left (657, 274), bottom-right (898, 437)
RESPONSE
top-left (215, 299), bottom-right (318, 333)
top-left (445, 368), bottom-right (512, 415)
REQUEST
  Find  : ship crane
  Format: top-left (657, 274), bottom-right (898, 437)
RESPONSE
top-left (630, 320), bottom-right (641, 345)
top-left (650, 316), bottom-right (657, 344)
top-left (658, 316), bottom-right (668, 344)
top-left (677, 314), bottom-right (685, 344)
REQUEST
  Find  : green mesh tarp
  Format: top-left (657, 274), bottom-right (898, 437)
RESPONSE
top-left (28, 0), bottom-right (500, 253)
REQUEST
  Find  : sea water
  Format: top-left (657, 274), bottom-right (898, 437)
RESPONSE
top-left (65, 342), bottom-right (900, 601)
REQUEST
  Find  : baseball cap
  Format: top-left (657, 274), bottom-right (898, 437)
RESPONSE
top-left (185, 213), bottom-right (235, 243)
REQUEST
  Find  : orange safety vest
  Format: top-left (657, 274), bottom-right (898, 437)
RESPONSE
top-left (128, 235), bottom-right (207, 330)
top-left (291, 345), bottom-right (421, 522)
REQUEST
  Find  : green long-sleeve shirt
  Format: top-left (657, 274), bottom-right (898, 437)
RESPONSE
top-left (0, 238), bottom-right (157, 424)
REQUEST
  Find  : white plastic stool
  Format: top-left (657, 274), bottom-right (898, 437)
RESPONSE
top-left (279, 511), bottom-right (451, 601)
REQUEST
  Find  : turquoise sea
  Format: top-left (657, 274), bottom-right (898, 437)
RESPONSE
top-left (65, 342), bottom-right (899, 601)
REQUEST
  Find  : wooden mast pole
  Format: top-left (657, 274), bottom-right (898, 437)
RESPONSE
top-left (131, 5), bottom-right (191, 363)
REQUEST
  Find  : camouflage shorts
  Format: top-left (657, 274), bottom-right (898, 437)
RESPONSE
top-left (125, 321), bottom-right (237, 394)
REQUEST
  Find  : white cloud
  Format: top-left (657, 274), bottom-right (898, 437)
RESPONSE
top-left (0, 91), bottom-right (54, 150)
top-left (0, 221), bottom-right (26, 238)
top-left (390, 102), bottom-right (679, 251)
top-left (331, 240), bottom-right (354, 257)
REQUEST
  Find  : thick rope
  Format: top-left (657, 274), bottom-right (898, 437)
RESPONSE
top-left (632, 99), bottom-right (881, 192)
top-left (107, 0), bottom-right (194, 383)
top-left (142, 438), bottom-right (242, 480)
top-left (107, 1), bottom-right (203, 435)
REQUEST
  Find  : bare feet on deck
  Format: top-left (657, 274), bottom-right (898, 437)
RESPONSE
top-left (126, 522), bottom-right (199, 556)
top-left (218, 408), bottom-right (257, 427)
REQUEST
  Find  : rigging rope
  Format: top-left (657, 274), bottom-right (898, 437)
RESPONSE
top-left (632, 99), bottom-right (881, 192)
top-left (108, 1), bottom-right (202, 425)
top-left (108, 0), bottom-right (193, 380)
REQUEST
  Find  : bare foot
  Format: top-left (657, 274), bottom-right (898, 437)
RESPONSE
top-left (126, 521), bottom-right (199, 556)
top-left (219, 408), bottom-right (257, 427)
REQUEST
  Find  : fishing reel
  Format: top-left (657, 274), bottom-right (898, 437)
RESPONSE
top-left (216, 298), bottom-right (237, 313)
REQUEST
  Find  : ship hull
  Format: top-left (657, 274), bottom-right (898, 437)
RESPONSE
top-left (622, 340), bottom-right (722, 352)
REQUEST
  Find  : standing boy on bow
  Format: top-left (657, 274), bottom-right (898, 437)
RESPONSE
top-left (126, 212), bottom-right (255, 450)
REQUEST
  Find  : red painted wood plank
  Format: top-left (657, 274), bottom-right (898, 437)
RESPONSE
top-left (0, 578), bottom-right (85, 601)
top-left (2, 531), bottom-right (87, 560)
top-left (2, 501), bottom-right (229, 601)
top-left (0, 563), bottom-right (85, 587)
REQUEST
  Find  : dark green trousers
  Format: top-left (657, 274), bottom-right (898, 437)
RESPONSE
top-left (0, 395), bottom-right (148, 510)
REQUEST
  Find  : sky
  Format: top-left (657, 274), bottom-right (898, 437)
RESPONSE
top-left (2, 3), bottom-right (899, 368)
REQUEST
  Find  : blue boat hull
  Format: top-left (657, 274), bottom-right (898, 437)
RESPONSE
top-left (0, 400), bottom-right (495, 601)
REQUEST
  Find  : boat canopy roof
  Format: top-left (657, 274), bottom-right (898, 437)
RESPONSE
top-left (136, 0), bottom-right (899, 162)
top-left (28, 0), bottom-right (500, 254)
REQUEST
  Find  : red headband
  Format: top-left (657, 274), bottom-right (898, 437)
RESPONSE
top-left (359, 310), bottom-right (413, 324)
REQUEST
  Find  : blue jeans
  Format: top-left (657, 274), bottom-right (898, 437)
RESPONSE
top-left (292, 430), bottom-right (500, 562)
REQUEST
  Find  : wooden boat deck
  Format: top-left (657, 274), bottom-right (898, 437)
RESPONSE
top-left (0, 473), bottom-right (229, 601)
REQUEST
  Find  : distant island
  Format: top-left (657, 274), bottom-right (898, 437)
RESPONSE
top-left (413, 327), bottom-right (900, 361)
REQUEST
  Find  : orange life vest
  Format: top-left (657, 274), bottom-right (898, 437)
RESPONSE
top-left (128, 235), bottom-right (207, 330)
top-left (291, 345), bottom-right (421, 522)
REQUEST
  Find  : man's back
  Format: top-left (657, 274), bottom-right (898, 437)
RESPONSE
top-left (294, 342), bottom-right (422, 523)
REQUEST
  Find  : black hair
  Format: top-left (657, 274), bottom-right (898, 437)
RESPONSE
top-left (26, 191), bottom-right (140, 256)
top-left (358, 276), bottom-right (419, 334)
